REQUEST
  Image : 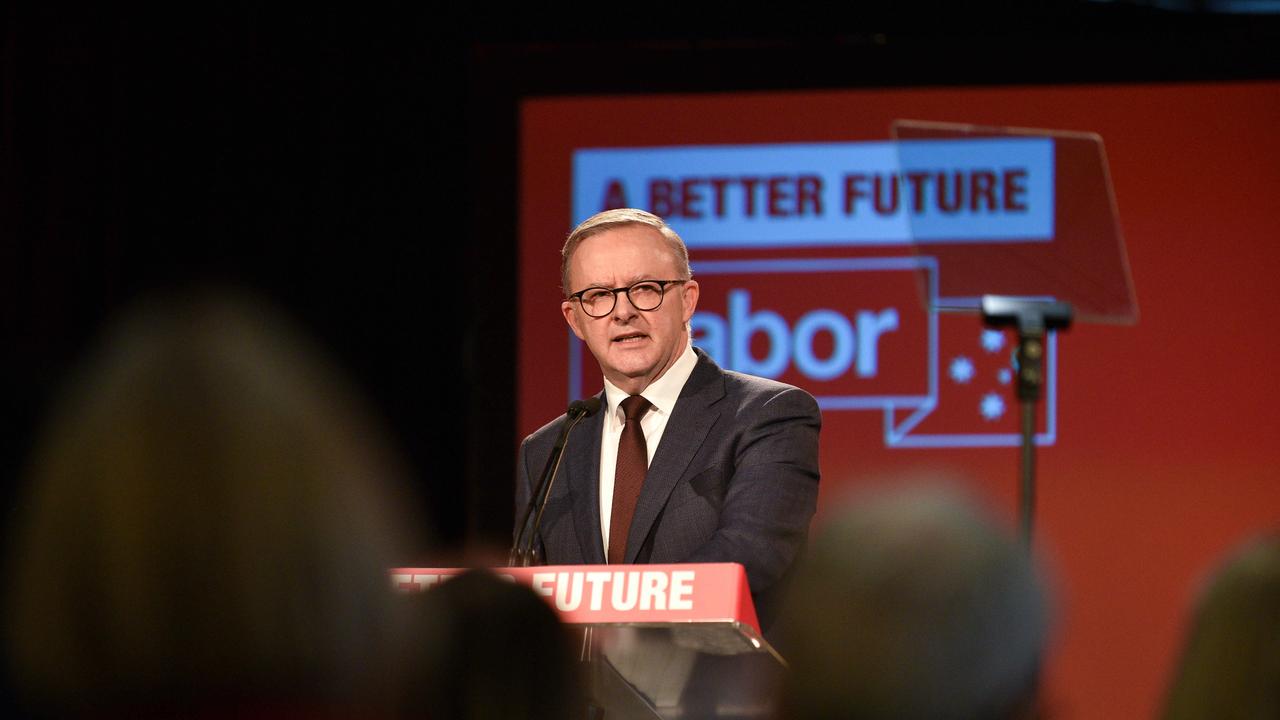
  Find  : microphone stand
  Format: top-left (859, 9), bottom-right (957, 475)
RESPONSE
top-left (510, 398), bottom-right (599, 566)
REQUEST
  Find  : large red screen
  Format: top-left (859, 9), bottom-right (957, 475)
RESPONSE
top-left (517, 82), bottom-right (1280, 719)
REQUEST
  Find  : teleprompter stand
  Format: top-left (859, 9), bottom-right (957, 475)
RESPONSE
top-left (892, 119), bottom-right (1138, 547)
top-left (981, 296), bottom-right (1072, 544)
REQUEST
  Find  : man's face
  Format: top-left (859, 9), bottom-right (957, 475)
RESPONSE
top-left (561, 225), bottom-right (700, 395)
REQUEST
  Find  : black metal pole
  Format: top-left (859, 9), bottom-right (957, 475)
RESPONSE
top-left (1020, 396), bottom-right (1036, 544)
top-left (981, 296), bottom-right (1072, 548)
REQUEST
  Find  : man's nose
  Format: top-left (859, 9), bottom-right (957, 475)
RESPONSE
top-left (611, 289), bottom-right (639, 320)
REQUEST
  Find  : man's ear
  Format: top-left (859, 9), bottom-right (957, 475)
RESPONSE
top-left (680, 280), bottom-right (700, 323)
top-left (562, 301), bottom-right (586, 341)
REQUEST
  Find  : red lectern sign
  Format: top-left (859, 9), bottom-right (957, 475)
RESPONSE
top-left (391, 562), bottom-right (761, 636)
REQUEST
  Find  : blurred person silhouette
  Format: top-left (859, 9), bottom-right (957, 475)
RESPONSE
top-left (5, 290), bottom-right (424, 717)
top-left (401, 569), bottom-right (584, 720)
top-left (783, 486), bottom-right (1049, 720)
top-left (1161, 533), bottom-right (1280, 720)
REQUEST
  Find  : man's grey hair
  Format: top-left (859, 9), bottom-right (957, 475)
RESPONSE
top-left (560, 209), bottom-right (693, 294)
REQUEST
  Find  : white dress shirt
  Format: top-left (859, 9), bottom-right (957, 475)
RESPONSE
top-left (598, 342), bottom-right (699, 554)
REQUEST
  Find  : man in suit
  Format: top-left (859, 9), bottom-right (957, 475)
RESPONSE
top-left (515, 208), bottom-right (821, 630)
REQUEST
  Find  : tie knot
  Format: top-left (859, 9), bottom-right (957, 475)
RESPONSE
top-left (620, 395), bottom-right (651, 422)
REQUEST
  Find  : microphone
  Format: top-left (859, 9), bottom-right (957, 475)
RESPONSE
top-left (569, 397), bottom-right (602, 419)
top-left (510, 397), bottom-right (602, 566)
top-left (566, 397), bottom-right (602, 419)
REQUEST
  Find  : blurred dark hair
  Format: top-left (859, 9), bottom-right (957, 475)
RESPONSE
top-left (1162, 533), bottom-right (1280, 720)
top-left (402, 570), bottom-right (585, 720)
top-left (6, 291), bottom-right (423, 715)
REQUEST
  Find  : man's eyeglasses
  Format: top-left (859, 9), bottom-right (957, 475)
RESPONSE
top-left (568, 280), bottom-right (688, 318)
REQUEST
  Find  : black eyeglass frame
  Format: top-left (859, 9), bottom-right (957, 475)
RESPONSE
top-left (567, 279), bottom-right (689, 318)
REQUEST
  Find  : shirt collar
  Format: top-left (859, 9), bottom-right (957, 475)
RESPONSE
top-left (602, 342), bottom-right (698, 427)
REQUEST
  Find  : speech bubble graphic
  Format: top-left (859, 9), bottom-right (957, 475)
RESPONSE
top-left (565, 256), bottom-right (1057, 449)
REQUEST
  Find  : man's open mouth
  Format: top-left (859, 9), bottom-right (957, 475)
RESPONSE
top-left (613, 333), bottom-right (648, 343)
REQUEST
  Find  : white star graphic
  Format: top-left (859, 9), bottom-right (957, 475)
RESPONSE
top-left (997, 368), bottom-right (1013, 385)
top-left (949, 356), bottom-right (975, 384)
top-left (981, 329), bottom-right (1006, 354)
top-left (979, 392), bottom-right (1006, 421)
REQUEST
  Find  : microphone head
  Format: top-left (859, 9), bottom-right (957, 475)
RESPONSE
top-left (568, 397), bottom-right (603, 418)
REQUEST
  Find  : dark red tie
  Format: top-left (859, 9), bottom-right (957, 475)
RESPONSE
top-left (609, 395), bottom-right (652, 564)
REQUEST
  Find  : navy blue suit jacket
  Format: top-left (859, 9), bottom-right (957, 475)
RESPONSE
top-left (515, 348), bottom-right (821, 631)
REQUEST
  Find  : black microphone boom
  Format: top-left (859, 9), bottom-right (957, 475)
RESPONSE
top-left (509, 397), bottom-right (602, 566)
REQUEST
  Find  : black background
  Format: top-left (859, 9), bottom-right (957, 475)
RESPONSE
top-left (4, 3), bottom-right (1278, 558)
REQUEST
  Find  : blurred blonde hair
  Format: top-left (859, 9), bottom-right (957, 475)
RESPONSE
top-left (6, 291), bottom-right (422, 714)
top-left (1162, 533), bottom-right (1280, 720)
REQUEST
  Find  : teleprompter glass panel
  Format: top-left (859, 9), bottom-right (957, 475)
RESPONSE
top-left (891, 120), bottom-right (1138, 325)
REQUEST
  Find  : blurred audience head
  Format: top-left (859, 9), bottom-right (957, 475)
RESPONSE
top-left (402, 570), bottom-right (584, 720)
top-left (6, 290), bottom-right (423, 716)
top-left (1161, 532), bottom-right (1280, 720)
top-left (784, 485), bottom-right (1049, 720)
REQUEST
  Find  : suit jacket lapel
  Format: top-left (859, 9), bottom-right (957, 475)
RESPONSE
top-left (567, 394), bottom-right (606, 564)
top-left (624, 350), bottom-right (726, 563)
